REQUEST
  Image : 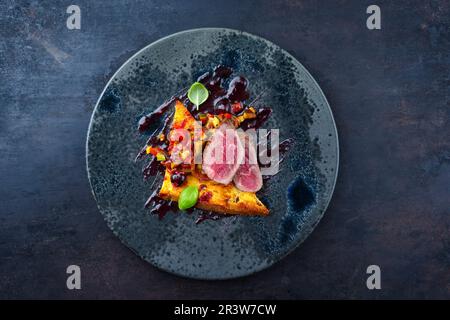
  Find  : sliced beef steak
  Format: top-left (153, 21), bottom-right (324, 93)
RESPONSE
top-left (202, 123), bottom-right (244, 185)
top-left (233, 132), bottom-right (263, 192)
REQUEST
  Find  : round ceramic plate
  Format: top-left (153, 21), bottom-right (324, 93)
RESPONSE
top-left (87, 28), bottom-right (339, 279)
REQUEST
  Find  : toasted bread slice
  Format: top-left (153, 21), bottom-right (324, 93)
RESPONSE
top-left (158, 100), bottom-right (269, 216)
top-left (159, 170), bottom-right (269, 216)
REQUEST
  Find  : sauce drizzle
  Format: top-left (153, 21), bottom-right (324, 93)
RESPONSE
top-left (136, 65), bottom-right (279, 221)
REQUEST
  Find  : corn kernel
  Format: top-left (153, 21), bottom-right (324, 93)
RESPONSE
top-left (156, 152), bottom-right (166, 161)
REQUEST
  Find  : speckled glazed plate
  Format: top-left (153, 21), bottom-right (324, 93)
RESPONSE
top-left (87, 28), bottom-right (338, 279)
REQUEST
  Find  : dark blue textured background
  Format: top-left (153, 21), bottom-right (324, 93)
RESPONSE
top-left (0, 0), bottom-right (449, 299)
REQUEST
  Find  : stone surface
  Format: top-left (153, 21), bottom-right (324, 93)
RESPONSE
top-left (0, 0), bottom-right (449, 299)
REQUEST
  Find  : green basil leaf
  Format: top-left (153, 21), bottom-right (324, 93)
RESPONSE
top-left (187, 82), bottom-right (209, 110)
top-left (178, 185), bottom-right (199, 210)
